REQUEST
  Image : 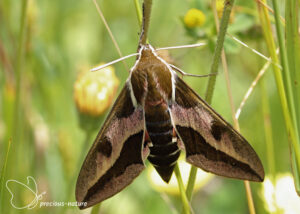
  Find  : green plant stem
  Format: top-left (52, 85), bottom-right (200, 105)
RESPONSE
top-left (271, 0), bottom-right (299, 137)
top-left (91, 203), bottom-right (101, 214)
top-left (285, 0), bottom-right (300, 91)
top-left (205, 0), bottom-right (235, 103)
top-left (292, 150), bottom-right (300, 195)
top-left (12, 0), bottom-right (28, 152)
top-left (185, 0), bottom-right (235, 201)
top-left (139, 0), bottom-right (152, 45)
top-left (272, 0), bottom-right (293, 104)
top-left (133, 0), bottom-right (143, 26)
top-left (256, 0), bottom-right (300, 188)
top-left (211, 2), bottom-right (256, 213)
top-left (0, 139), bottom-right (12, 213)
top-left (213, 2), bottom-right (255, 214)
top-left (285, 0), bottom-right (300, 160)
top-left (185, 167), bottom-right (197, 200)
top-left (9, 4), bottom-right (28, 210)
top-left (174, 164), bottom-right (190, 214)
top-left (261, 80), bottom-right (276, 178)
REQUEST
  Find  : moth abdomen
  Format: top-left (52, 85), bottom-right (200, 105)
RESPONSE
top-left (148, 147), bottom-right (180, 166)
top-left (146, 118), bottom-right (172, 133)
top-left (145, 110), bottom-right (180, 182)
top-left (147, 142), bottom-right (180, 183)
top-left (147, 129), bottom-right (172, 144)
top-left (149, 140), bottom-right (179, 155)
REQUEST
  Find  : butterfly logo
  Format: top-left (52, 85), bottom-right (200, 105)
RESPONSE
top-left (6, 176), bottom-right (46, 209)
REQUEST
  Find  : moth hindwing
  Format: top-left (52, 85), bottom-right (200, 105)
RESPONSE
top-left (76, 44), bottom-right (264, 209)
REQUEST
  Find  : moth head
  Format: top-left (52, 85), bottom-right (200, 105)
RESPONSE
top-left (139, 44), bottom-right (156, 58)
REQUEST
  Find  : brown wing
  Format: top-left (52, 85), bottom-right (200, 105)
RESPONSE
top-left (76, 83), bottom-right (146, 209)
top-left (170, 76), bottom-right (264, 182)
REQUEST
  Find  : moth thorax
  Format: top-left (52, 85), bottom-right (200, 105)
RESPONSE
top-left (145, 109), bottom-right (180, 183)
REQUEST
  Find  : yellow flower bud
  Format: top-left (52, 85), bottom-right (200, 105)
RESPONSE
top-left (184, 8), bottom-right (206, 28)
top-left (74, 64), bottom-right (119, 131)
top-left (74, 65), bottom-right (119, 116)
top-left (147, 156), bottom-right (214, 195)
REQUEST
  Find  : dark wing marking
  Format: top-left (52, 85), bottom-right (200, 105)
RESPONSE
top-left (170, 76), bottom-right (264, 182)
top-left (76, 83), bottom-right (146, 209)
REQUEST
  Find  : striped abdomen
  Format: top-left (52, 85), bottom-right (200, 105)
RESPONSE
top-left (145, 107), bottom-right (180, 183)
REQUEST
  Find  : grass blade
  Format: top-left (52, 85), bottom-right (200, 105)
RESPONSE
top-left (256, 0), bottom-right (300, 194)
top-left (271, 0), bottom-right (300, 191)
top-left (92, 0), bottom-right (128, 71)
top-left (284, 0), bottom-right (300, 194)
top-left (0, 139), bottom-right (12, 213)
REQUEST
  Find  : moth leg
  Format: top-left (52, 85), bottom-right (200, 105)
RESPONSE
top-left (173, 128), bottom-right (185, 151)
top-left (143, 131), bottom-right (152, 160)
top-left (170, 64), bottom-right (217, 78)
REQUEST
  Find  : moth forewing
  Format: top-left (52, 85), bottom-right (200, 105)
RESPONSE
top-left (170, 76), bottom-right (264, 182)
top-left (75, 83), bottom-right (147, 209)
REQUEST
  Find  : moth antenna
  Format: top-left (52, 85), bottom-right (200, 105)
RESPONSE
top-left (170, 64), bottom-right (217, 78)
top-left (227, 33), bottom-right (282, 69)
top-left (235, 57), bottom-right (272, 120)
top-left (156, 43), bottom-right (206, 51)
top-left (91, 53), bottom-right (140, 72)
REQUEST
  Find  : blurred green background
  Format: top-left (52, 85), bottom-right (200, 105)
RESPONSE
top-left (0, 0), bottom-right (295, 213)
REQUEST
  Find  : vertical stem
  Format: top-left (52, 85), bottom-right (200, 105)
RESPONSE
top-left (12, 0), bottom-right (28, 147)
top-left (186, 0), bottom-right (236, 201)
top-left (211, 0), bottom-right (239, 130)
top-left (185, 167), bottom-right (197, 200)
top-left (91, 203), bottom-right (101, 214)
top-left (139, 0), bottom-right (152, 45)
top-left (9, 3), bottom-right (28, 204)
top-left (205, 0), bottom-right (235, 103)
top-left (244, 182), bottom-right (256, 214)
top-left (271, 0), bottom-right (298, 132)
top-left (133, 0), bottom-right (143, 26)
top-left (174, 164), bottom-right (190, 214)
top-left (0, 139), bottom-right (12, 213)
top-left (256, 0), bottom-right (300, 187)
top-left (292, 150), bottom-right (300, 195)
top-left (272, 0), bottom-right (291, 91)
top-left (211, 2), bottom-right (256, 213)
top-left (261, 80), bottom-right (276, 178)
top-left (285, 0), bottom-right (300, 194)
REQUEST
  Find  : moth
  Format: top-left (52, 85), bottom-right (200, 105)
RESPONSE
top-left (75, 42), bottom-right (265, 208)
